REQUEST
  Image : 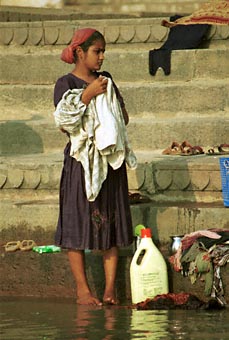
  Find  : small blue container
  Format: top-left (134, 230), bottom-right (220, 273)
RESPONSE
top-left (219, 157), bottom-right (229, 207)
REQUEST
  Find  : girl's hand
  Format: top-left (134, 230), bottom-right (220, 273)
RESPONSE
top-left (90, 75), bottom-right (108, 96)
top-left (81, 75), bottom-right (108, 105)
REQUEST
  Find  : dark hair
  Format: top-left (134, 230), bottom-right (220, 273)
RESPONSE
top-left (73, 31), bottom-right (105, 62)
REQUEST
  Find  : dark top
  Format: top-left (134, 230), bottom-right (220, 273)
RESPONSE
top-left (54, 71), bottom-right (124, 108)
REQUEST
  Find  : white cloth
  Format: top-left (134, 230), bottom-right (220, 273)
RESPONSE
top-left (54, 78), bottom-right (137, 201)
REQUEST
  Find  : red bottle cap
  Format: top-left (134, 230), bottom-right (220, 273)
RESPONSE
top-left (141, 228), bottom-right (152, 238)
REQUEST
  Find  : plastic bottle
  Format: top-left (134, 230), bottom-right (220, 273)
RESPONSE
top-left (170, 235), bottom-right (183, 254)
top-left (130, 228), bottom-right (169, 304)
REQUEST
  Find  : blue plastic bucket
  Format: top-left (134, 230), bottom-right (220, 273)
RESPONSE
top-left (219, 157), bottom-right (229, 207)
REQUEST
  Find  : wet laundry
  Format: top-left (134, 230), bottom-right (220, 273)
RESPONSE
top-left (136, 292), bottom-right (225, 310)
top-left (169, 229), bottom-right (229, 306)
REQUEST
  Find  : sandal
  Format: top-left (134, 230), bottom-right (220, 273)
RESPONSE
top-left (180, 141), bottom-right (204, 156)
top-left (218, 144), bottom-right (229, 153)
top-left (3, 240), bottom-right (37, 252)
top-left (162, 141), bottom-right (182, 155)
top-left (3, 241), bottom-right (21, 252)
top-left (180, 141), bottom-right (193, 155)
top-left (19, 240), bottom-right (37, 251)
top-left (192, 145), bottom-right (204, 154)
top-left (207, 144), bottom-right (229, 155)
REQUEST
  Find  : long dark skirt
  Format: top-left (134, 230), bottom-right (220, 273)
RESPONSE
top-left (55, 142), bottom-right (134, 250)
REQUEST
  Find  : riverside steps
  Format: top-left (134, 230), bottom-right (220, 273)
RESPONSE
top-left (0, 4), bottom-right (229, 301)
top-left (64, 0), bottom-right (208, 15)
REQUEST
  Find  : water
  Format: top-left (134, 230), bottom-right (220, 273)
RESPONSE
top-left (1, 297), bottom-right (229, 340)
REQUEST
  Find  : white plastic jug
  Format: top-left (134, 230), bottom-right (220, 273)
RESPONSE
top-left (130, 228), bottom-right (169, 304)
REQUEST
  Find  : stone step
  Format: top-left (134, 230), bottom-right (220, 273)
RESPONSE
top-left (66, 0), bottom-right (204, 4)
top-left (1, 248), bottom-right (228, 302)
top-left (1, 79), bottom-right (228, 154)
top-left (1, 79), bottom-right (228, 117)
top-left (0, 152), bottom-right (228, 243)
top-left (1, 46), bottom-right (229, 84)
top-left (121, 78), bottom-right (229, 115)
top-left (1, 198), bottom-right (228, 245)
top-left (65, 0), bottom-right (206, 15)
top-left (0, 5), bottom-right (136, 21)
top-left (0, 18), bottom-right (227, 47)
top-left (128, 116), bottom-right (228, 151)
top-left (0, 1), bottom-right (210, 22)
top-left (1, 114), bottom-right (228, 155)
top-left (0, 151), bottom-right (226, 197)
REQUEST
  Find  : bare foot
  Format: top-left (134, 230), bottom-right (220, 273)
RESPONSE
top-left (77, 292), bottom-right (102, 306)
top-left (103, 297), bottom-right (119, 305)
top-left (103, 292), bottom-right (119, 305)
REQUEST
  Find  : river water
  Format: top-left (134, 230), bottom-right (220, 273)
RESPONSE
top-left (1, 297), bottom-right (229, 340)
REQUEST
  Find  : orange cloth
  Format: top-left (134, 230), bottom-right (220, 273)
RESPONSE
top-left (61, 28), bottom-right (96, 64)
top-left (162, 0), bottom-right (229, 27)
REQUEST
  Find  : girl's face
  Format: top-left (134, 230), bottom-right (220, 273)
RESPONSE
top-left (82, 39), bottom-right (106, 71)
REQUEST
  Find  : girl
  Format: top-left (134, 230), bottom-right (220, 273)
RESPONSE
top-left (53, 28), bottom-right (137, 305)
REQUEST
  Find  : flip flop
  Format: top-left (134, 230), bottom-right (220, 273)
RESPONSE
top-left (3, 241), bottom-right (21, 252)
top-left (3, 240), bottom-right (37, 252)
top-left (19, 240), bottom-right (37, 251)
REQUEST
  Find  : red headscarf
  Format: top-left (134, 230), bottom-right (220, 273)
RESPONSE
top-left (61, 28), bottom-right (97, 64)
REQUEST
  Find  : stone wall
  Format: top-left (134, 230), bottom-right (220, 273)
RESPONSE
top-left (0, 0), bottom-right (63, 7)
top-left (0, 0), bottom-right (206, 13)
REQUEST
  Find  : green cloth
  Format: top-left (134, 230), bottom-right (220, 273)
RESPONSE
top-left (181, 243), bottom-right (213, 296)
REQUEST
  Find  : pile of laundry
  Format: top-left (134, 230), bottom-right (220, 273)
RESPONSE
top-left (169, 229), bottom-right (229, 306)
top-left (136, 292), bottom-right (225, 310)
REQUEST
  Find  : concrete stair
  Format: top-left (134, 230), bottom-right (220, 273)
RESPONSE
top-left (64, 0), bottom-right (207, 15)
top-left (0, 6), bottom-right (229, 244)
top-left (0, 0), bottom-right (208, 19)
top-left (0, 18), bottom-right (228, 153)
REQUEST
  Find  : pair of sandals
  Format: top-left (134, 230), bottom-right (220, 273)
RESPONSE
top-left (162, 141), bottom-right (204, 156)
top-left (3, 240), bottom-right (36, 252)
top-left (207, 144), bottom-right (229, 155)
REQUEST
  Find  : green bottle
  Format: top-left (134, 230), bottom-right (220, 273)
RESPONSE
top-left (32, 245), bottom-right (61, 254)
